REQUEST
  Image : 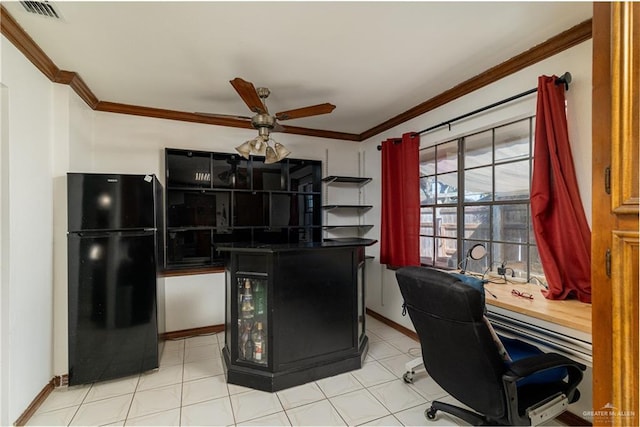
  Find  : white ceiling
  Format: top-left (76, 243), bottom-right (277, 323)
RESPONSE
top-left (4, 1), bottom-right (593, 135)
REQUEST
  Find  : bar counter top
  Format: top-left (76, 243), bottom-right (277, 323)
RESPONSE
top-left (216, 238), bottom-right (377, 253)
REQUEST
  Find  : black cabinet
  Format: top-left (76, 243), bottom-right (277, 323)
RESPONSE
top-left (218, 240), bottom-right (374, 392)
top-left (165, 149), bottom-right (322, 269)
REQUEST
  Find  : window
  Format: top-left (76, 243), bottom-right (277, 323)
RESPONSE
top-left (419, 117), bottom-right (544, 282)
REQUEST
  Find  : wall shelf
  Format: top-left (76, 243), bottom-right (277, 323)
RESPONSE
top-left (322, 176), bottom-right (372, 186)
top-left (322, 225), bottom-right (374, 232)
top-left (322, 175), bottom-right (373, 242)
top-left (322, 204), bottom-right (373, 211)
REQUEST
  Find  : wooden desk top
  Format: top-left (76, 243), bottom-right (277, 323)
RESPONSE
top-left (484, 281), bottom-right (592, 335)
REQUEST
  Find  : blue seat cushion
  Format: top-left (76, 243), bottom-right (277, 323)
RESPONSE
top-left (449, 272), bottom-right (487, 307)
top-left (499, 336), bottom-right (568, 386)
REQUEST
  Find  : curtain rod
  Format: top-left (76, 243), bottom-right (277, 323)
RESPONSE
top-left (376, 72), bottom-right (572, 151)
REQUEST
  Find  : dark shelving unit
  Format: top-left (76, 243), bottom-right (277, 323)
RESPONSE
top-left (165, 148), bottom-right (323, 269)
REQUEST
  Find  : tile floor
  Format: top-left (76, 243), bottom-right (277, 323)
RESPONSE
top-left (27, 316), bottom-right (564, 426)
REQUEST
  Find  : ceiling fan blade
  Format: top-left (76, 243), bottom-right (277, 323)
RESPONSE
top-left (272, 122), bottom-right (285, 133)
top-left (275, 103), bottom-right (336, 121)
top-left (195, 112), bottom-right (252, 121)
top-left (230, 77), bottom-right (267, 114)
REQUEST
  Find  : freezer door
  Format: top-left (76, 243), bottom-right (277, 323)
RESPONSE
top-left (68, 173), bottom-right (156, 232)
top-left (68, 232), bottom-right (159, 385)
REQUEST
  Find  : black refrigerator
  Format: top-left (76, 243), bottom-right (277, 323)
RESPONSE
top-left (67, 173), bottom-right (165, 385)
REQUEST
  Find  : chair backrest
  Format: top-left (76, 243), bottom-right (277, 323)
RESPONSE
top-left (396, 266), bottom-right (508, 419)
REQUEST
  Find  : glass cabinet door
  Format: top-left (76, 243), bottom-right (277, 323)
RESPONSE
top-left (237, 276), bottom-right (268, 366)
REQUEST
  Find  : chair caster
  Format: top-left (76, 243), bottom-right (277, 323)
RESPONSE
top-left (403, 371), bottom-right (414, 383)
top-left (425, 407), bottom-right (438, 420)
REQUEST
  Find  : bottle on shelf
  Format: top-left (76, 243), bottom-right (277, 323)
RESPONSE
top-left (252, 321), bottom-right (266, 363)
top-left (240, 279), bottom-right (254, 319)
top-left (242, 320), bottom-right (254, 361)
top-left (239, 319), bottom-right (252, 360)
top-left (254, 281), bottom-right (265, 317)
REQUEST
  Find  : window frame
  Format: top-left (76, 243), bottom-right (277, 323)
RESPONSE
top-left (419, 116), bottom-right (542, 282)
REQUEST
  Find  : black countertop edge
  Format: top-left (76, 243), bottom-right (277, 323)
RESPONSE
top-left (215, 238), bottom-right (377, 253)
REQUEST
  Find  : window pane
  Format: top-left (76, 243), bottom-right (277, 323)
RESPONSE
top-left (420, 236), bottom-right (434, 266)
top-left (492, 242), bottom-right (527, 274)
top-left (465, 166), bottom-right (492, 202)
top-left (495, 160), bottom-right (529, 200)
top-left (435, 237), bottom-right (457, 269)
top-left (437, 141), bottom-right (458, 173)
top-left (464, 205), bottom-right (490, 240)
top-left (436, 207), bottom-right (457, 237)
top-left (420, 176), bottom-right (436, 205)
top-left (420, 147), bottom-right (436, 176)
top-left (420, 207), bottom-right (434, 236)
top-left (492, 204), bottom-right (529, 243)
top-left (530, 245), bottom-right (545, 278)
top-left (495, 119), bottom-right (530, 162)
top-left (464, 130), bottom-right (492, 168)
top-left (436, 172), bottom-right (458, 204)
top-left (531, 117), bottom-right (537, 154)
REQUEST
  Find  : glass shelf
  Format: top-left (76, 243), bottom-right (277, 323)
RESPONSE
top-left (321, 176), bottom-right (372, 186)
top-left (323, 225), bottom-right (374, 231)
top-left (322, 205), bottom-right (373, 211)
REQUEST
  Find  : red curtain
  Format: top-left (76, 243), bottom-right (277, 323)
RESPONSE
top-left (380, 132), bottom-right (420, 267)
top-left (531, 75), bottom-right (591, 303)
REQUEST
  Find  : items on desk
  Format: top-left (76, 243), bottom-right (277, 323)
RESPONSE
top-left (511, 289), bottom-right (534, 300)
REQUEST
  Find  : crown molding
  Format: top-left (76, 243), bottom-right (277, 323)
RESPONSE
top-left (0, 4), bottom-right (58, 80)
top-left (54, 70), bottom-right (100, 109)
top-left (358, 18), bottom-right (593, 141)
top-left (2, 4), bottom-right (591, 143)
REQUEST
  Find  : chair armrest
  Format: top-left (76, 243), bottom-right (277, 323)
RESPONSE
top-left (506, 352), bottom-right (586, 380)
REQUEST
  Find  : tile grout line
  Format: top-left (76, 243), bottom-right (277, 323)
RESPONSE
top-left (302, 381), bottom-right (350, 427)
top-left (178, 337), bottom-right (185, 426)
top-left (121, 373), bottom-right (142, 424)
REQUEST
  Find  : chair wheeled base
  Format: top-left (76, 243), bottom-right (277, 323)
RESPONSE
top-left (425, 393), bottom-right (570, 426)
top-left (402, 357), bottom-right (425, 383)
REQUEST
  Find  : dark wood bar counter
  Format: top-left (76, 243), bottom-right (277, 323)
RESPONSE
top-left (217, 238), bottom-right (376, 392)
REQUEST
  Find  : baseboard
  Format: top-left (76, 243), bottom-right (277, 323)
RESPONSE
top-left (14, 378), bottom-right (54, 426)
top-left (557, 410), bottom-right (592, 426)
top-left (366, 308), bottom-right (418, 341)
top-left (160, 324), bottom-right (224, 340)
top-left (53, 374), bottom-right (69, 387)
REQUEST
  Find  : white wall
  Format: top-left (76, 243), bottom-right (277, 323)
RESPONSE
top-left (50, 84), bottom-right (95, 376)
top-left (0, 35), bottom-right (56, 424)
top-left (361, 40), bottom-right (593, 416)
top-left (164, 274), bottom-right (225, 331)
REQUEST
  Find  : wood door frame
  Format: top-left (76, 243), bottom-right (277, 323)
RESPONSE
top-left (592, 2), bottom-right (639, 426)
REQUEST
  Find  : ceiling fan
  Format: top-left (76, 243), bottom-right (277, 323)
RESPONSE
top-left (197, 78), bottom-right (336, 163)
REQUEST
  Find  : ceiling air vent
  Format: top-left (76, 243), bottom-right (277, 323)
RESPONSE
top-left (20, 1), bottom-right (62, 19)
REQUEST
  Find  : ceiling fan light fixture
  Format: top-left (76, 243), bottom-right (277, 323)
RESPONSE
top-left (273, 142), bottom-right (291, 161)
top-left (250, 136), bottom-right (267, 156)
top-left (264, 144), bottom-right (278, 164)
top-left (235, 140), bottom-right (253, 159)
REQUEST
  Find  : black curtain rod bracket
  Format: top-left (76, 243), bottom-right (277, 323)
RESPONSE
top-left (376, 72), bottom-right (571, 151)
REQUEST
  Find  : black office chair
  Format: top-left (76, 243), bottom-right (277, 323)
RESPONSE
top-left (395, 266), bottom-right (586, 426)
